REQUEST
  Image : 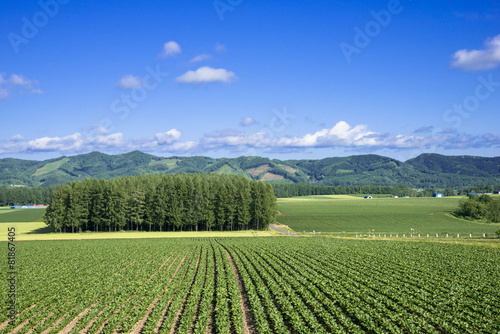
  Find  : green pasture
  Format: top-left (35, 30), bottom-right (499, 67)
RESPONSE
top-left (276, 195), bottom-right (500, 236)
top-left (0, 208), bottom-right (46, 222)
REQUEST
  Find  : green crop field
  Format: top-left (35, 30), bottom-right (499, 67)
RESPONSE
top-left (0, 209), bottom-right (46, 223)
top-left (1, 237), bottom-right (499, 333)
top-left (276, 195), bottom-right (500, 236)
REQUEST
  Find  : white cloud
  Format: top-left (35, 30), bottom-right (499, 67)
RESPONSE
top-left (117, 75), bottom-right (143, 90)
top-left (240, 117), bottom-right (256, 126)
top-left (176, 66), bottom-right (236, 84)
top-left (27, 133), bottom-right (85, 152)
top-left (11, 134), bottom-right (25, 142)
top-left (3, 122), bottom-right (500, 157)
top-left (160, 41), bottom-right (181, 58)
top-left (0, 73), bottom-right (42, 99)
top-left (189, 54), bottom-right (212, 63)
top-left (200, 121), bottom-right (430, 150)
top-left (87, 133), bottom-right (124, 148)
top-left (451, 34), bottom-right (500, 71)
top-left (155, 129), bottom-right (182, 144)
top-left (9, 74), bottom-right (32, 86)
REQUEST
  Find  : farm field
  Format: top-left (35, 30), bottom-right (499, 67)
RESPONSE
top-left (0, 208), bottom-right (46, 223)
top-left (276, 195), bottom-right (500, 237)
top-left (1, 237), bottom-right (499, 333)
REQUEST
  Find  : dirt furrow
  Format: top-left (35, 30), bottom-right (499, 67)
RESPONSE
top-left (224, 248), bottom-right (256, 334)
top-left (129, 253), bottom-right (183, 334)
top-left (154, 251), bottom-right (194, 333)
top-left (168, 249), bottom-right (202, 334)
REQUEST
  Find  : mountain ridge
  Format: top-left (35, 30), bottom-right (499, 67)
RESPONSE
top-left (1, 151), bottom-right (499, 188)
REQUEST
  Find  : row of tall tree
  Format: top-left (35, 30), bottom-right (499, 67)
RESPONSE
top-left (271, 183), bottom-right (462, 198)
top-left (43, 174), bottom-right (277, 233)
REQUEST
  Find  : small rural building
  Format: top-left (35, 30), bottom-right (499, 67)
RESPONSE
top-left (391, 195), bottom-right (398, 198)
top-left (364, 195), bottom-right (373, 199)
top-left (467, 192), bottom-right (478, 197)
top-left (432, 193), bottom-right (444, 198)
top-left (494, 190), bottom-right (500, 194)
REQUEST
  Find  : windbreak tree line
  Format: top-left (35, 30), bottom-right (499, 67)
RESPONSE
top-left (271, 183), bottom-right (440, 198)
top-left (43, 174), bottom-right (277, 233)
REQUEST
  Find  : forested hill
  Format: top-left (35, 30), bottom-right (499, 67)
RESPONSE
top-left (1, 151), bottom-right (499, 189)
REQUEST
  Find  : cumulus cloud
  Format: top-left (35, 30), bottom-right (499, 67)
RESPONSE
top-left (3, 123), bottom-right (500, 156)
top-left (155, 129), bottom-right (182, 144)
top-left (27, 133), bottom-right (85, 152)
top-left (87, 133), bottom-right (124, 148)
top-left (199, 122), bottom-right (431, 151)
top-left (0, 73), bottom-right (42, 99)
top-left (160, 41), bottom-right (181, 58)
top-left (189, 54), bottom-right (212, 63)
top-left (11, 134), bottom-right (25, 142)
top-left (451, 34), bottom-right (500, 71)
top-left (117, 75), bottom-right (143, 90)
top-left (240, 117), bottom-right (256, 126)
top-left (176, 66), bottom-right (236, 84)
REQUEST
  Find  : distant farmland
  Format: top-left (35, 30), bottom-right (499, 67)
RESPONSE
top-left (276, 195), bottom-right (500, 236)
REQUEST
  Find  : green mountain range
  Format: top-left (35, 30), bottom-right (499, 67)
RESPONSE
top-left (1, 151), bottom-right (499, 188)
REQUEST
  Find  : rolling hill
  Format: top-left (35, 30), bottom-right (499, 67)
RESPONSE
top-left (1, 151), bottom-right (499, 188)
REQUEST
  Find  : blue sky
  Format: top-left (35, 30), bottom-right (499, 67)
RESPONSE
top-left (1, 0), bottom-right (500, 161)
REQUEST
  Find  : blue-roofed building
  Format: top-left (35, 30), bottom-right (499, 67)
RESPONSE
top-left (432, 193), bottom-right (444, 198)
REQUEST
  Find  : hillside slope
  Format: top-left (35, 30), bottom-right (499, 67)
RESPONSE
top-left (1, 151), bottom-right (499, 188)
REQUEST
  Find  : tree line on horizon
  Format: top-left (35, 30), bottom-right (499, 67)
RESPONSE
top-left (42, 174), bottom-right (277, 233)
top-left (271, 183), bottom-right (500, 198)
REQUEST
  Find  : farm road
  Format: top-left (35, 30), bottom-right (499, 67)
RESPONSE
top-left (269, 224), bottom-right (298, 236)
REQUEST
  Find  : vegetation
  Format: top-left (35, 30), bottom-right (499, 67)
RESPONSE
top-left (453, 194), bottom-right (500, 223)
top-left (276, 195), bottom-right (500, 236)
top-left (1, 237), bottom-right (499, 333)
top-left (0, 208), bottom-right (46, 223)
top-left (43, 173), bottom-right (277, 233)
top-left (2, 151), bottom-right (500, 188)
top-left (0, 186), bottom-right (52, 206)
top-left (271, 183), bottom-right (455, 198)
